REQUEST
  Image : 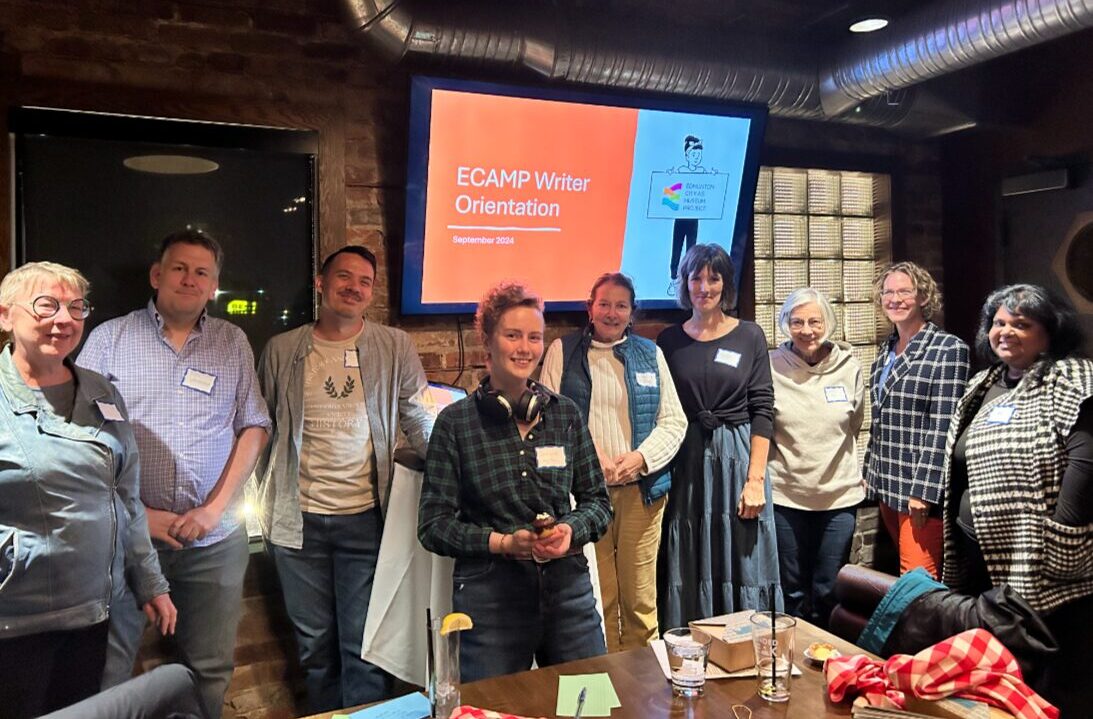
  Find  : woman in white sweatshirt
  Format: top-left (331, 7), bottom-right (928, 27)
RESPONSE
top-left (768, 288), bottom-right (865, 628)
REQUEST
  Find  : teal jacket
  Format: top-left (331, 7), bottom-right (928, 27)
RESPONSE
top-left (0, 346), bottom-right (168, 638)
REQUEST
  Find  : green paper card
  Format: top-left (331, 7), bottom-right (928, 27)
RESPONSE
top-left (556, 673), bottom-right (620, 717)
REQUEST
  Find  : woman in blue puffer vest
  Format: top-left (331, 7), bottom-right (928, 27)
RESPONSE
top-left (541, 272), bottom-right (686, 652)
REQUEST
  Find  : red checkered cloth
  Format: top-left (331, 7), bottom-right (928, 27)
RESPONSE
top-left (825, 629), bottom-right (1059, 719)
top-left (448, 706), bottom-right (544, 719)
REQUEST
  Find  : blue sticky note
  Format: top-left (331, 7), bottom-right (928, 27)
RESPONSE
top-left (347, 691), bottom-right (431, 719)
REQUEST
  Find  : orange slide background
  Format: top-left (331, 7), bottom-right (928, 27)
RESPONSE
top-left (422, 90), bottom-right (638, 303)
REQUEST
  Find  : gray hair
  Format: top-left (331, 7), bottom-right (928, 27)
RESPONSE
top-left (0, 261), bottom-right (90, 308)
top-left (778, 287), bottom-right (837, 343)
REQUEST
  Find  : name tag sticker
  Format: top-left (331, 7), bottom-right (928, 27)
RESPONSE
top-left (635, 372), bottom-right (658, 388)
top-left (824, 385), bottom-right (849, 403)
top-left (344, 349), bottom-right (360, 368)
top-left (536, 446), bottom-right (567, 469)
top-left (95, 401), bottom-right (124, 422)
top-left (986, 405), bottom-right (1016, 425)
top-left (181, 368), bottom-right (217, 395)
top-left (714, 349), bottom-right (742, 367)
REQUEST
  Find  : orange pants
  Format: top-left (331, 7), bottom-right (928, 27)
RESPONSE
top-left (879, 502), bottom-right (943, 578)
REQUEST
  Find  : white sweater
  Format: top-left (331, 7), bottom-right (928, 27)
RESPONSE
top-left (768, 341), bottom-right (865, 511)
top-left (540, 336), bottom-right (686, 476)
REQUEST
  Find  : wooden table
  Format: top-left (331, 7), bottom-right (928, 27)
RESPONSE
top-left (304, 620), bottom-right (873, 719)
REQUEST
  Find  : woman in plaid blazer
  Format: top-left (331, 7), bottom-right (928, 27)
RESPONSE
top-left (863, 261), bottom-right (969, 577)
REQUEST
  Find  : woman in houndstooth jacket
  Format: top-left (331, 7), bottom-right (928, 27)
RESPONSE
top-left (863, 261), bottom-right (969, 578)
top-left (939, 284), bottom-right (1092, 718)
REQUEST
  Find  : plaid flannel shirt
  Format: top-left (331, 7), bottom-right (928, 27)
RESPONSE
top-left (863, 322), bottom-right (969, 514)
top-left (418, 389), bottom-right (612, 558)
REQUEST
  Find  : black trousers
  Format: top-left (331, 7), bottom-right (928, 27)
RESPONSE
top-left (0, 621), bottom-right (109, 719)
top-left (1042, 594), bottom-right (1093, 719)
top-left (670, 219), bottom-right (699, 278)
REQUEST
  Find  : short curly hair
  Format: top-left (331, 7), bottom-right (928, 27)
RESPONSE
top-left (873, 260), bottom-right (942, 322)
top-left (474, 281), bottom-right (544, 346)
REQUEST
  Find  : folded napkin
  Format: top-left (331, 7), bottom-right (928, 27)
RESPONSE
top-left (826, 629), bottom-right (1058, 719)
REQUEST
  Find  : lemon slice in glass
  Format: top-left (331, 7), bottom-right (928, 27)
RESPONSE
top-left (440, 611), bottom-right (474, 635)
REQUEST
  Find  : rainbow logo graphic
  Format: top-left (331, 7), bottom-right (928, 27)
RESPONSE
top-left (662, 182), bottom-right (682, 211)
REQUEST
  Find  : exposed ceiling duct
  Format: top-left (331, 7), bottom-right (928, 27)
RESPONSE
top-left (820, 0), bottom-right (1093, 117)
top-left (340, 0), bottom-right (1093, 135)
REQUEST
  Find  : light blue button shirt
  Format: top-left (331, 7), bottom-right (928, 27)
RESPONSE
top-left (78, 300), bottom-right (271, 547)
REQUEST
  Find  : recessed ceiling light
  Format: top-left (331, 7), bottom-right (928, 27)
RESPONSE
top-left (849, 17), bottom-right (889, 33)
top-left (123, 155), bottom-right (219, 174)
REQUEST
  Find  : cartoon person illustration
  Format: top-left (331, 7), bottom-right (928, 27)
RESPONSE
top-left (666, 136), bottom-right (718, 291)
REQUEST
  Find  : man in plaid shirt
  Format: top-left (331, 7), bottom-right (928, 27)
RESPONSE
top-left (78, 230), bottom-right (271, 719)
top-left (418, 282), bottom-right (612, 683)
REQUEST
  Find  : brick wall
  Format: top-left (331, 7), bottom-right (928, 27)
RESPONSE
top-left (0, 0), bottom-right (940, 712)
top-left (0, 0), bottom-right (945, 389)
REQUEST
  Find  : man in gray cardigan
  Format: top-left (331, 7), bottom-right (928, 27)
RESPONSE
top-left (256, 246), bottom-right (433, 714)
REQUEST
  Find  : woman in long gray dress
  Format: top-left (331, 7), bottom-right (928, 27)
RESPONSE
top-left (656, 244), bottom-right (782, 628)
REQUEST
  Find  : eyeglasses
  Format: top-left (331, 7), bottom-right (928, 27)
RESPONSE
top-left (880, 288), bottom-right (917, 299)
top-left (24, 295), bottom-right (93, 320)
top-left (788, 318), bottom-right (825, 330)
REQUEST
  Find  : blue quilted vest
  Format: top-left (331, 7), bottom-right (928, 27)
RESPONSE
top-left (558, 329), bottom-right (670, 504)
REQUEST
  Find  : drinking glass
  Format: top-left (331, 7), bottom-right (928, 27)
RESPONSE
top-left (428, 618), bottom-right (461, 719)
top-left (749, 612), bottom-right (796, 702)
top-left (663, 627), bottom-right (713, 697)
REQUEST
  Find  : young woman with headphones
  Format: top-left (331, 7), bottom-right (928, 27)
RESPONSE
top-left (417, 281), bottom-right (612, 683)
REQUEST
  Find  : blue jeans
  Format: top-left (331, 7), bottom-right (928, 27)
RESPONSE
top-left (773, 505), bottom-right (857, 629)
top-left (453, 554), bottom-right (606, 684)
top-left (270, 510), bottom-right (390, 714)
top-left (103, 529), bottom-right (249, 719)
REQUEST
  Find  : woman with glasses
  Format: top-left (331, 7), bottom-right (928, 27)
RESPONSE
top-left (864, 261), bottom-right (968, 577)
top-left (0, 262), bottom-right (175, 718)
top-left (768, 288), bottom-right (865, 628)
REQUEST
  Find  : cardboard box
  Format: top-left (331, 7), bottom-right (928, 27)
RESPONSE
top-left (689, 611), bottom-right (757, 672)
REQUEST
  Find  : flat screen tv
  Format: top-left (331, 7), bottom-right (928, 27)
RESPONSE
top-left (402, 76), bottom-right (768, 315)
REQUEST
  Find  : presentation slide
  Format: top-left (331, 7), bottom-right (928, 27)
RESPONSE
top-left (407, 82), bottom-right (764, 312)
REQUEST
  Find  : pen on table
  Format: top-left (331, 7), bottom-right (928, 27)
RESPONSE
top-left (573, 686), bottom-right (587, 719)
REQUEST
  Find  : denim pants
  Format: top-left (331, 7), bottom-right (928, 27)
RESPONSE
top-left (102, 529), bottom-right (249, 719)
top-left (773, 505), bottom-right (857, 628)
top-left (453, 553), bottom-right (607, 684)
top-left (270, 510), bottom-right (390, 714)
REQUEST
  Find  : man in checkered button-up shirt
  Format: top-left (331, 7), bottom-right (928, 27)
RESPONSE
top-left (78, 230), bottom-right (270, 719)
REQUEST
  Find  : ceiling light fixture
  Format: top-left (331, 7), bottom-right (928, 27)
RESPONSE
top-left (123, 155), bottom-right (219, 174)
top-left (849, 17), bottom-right (889, 33)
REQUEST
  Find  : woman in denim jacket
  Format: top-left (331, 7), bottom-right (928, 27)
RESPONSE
top-left (0, 262), bottom-right (175, 718)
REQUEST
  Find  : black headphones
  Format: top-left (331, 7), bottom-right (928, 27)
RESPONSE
top-left (474, 376), bottom-right (551, 423)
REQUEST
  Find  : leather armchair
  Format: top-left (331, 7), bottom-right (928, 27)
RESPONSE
top-left (827, 564), bottom-right (898, 644)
